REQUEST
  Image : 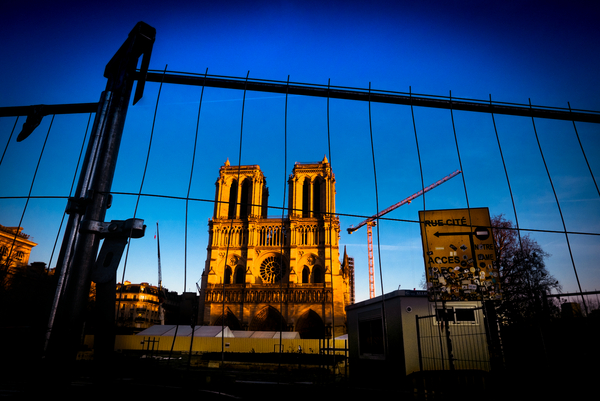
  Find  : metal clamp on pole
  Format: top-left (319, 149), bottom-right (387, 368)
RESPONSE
top-left (104, 21), bottom-right (155, 105)
top-left (79, 218), bottom-right (146, 284)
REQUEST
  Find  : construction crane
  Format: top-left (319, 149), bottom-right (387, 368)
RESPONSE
top-left (347, 170), bottom-right (462, 299)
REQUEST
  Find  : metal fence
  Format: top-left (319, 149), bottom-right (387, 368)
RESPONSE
top-left (499, 291), bottom-right (600, 373)
top-left (416, 307), bottom-right (491, 372)
top-left (1, 22), bottom-right (600, 373)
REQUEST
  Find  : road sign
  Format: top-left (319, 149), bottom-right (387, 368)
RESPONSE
top-left (419, 207), bottom-right (501, 302)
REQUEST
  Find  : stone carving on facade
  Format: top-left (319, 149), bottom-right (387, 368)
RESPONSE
top-left (205, 287), bottom-right (332, 304)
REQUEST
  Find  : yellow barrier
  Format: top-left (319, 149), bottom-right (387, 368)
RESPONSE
top-left (84, 335), bottom-right (346, 355)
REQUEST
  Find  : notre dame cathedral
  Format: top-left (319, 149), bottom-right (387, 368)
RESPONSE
top-left (198, 156), bottom-right (354, 338)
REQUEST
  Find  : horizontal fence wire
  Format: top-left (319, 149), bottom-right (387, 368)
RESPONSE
top-left (2, 192), bottom-right (597, 238)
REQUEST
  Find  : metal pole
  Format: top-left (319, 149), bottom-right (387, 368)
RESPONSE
top-left (416, 315), bottom-right (424, 371)
top-left (442, 302), bottom-right (455, 371)
top-left (43, 91), bottom-right (112, 354)
top-left (44, 22), bottom-right (155, 369)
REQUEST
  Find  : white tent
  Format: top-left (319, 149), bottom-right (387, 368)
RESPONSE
top-left (230, 330), bottom-right (253, 338)
top-left (231, 330), bottom-right (301, 339)
top-left (136, 325), bottom-right (234, 337)
top-left (192, 325), bottom-right (234, 337)
top-left (135, 325), bottom-right (177, 336)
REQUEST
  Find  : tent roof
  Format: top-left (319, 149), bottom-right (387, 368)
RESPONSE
top-left (230, 330), bottom-right (253, 338)
top-left (136, 325), bottom-right (234, 337)
top-left (135, 325), bottom-right (175, 336)
top-left (193, 325), bottom-right (234, 337)
top-left (136, 326), bottom-right (304, 339)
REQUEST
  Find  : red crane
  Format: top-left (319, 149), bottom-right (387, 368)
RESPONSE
top-left (347, 170), bottom-right (462, 299)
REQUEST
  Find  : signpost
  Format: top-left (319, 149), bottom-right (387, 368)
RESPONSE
top-left (419, 207), bottom-right (501, 302)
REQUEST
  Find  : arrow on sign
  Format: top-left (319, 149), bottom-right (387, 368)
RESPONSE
top-left (433, 227), bottom-right (490, 241)
top-left (434, 231), bottom-right (471, 238)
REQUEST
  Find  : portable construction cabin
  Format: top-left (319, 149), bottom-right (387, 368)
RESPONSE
top-left (346, 289), bottom-right (490, 387)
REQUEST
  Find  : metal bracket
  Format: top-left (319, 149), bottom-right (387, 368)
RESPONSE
top-left (82, 218), bottom-right (146, 283)
top-left (65, 192), bottom-right (112, 216)
top-left (65, 197), bottom-right (89, 216)
top-left (104, 21), bottom-right (156, 105)
top-left (16, 105), bottom-right (45, 142)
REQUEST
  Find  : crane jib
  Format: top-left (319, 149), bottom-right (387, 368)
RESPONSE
top-left (347, 170), bottom-right (462, 233)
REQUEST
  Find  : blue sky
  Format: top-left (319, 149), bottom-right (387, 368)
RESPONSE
top-left (1, 1), bottom-right (599, 302)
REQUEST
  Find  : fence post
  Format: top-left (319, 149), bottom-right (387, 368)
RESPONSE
top-left (483, 300), bottom-right (504, 371)
top-left (442, 302), bottom-right (455, 370)
top-left (44, 22), bottom-right (156, 370)
top-left (416, 315), bottom-right (424, 371)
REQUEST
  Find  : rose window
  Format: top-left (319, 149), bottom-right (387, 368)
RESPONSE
top-left (260, 256), bottom-right (284, 283)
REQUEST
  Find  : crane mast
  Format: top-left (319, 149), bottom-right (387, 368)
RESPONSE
top-left (366, 221), bottom-right (376, 299)
top-left (348, 170), bottom-right (462, 298)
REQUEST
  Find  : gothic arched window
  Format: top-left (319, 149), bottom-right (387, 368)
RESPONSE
top-left (312, 265), bottom-right (323, 284)
top-left (228, 179), bottom-right (238, 219)
top-left (224, 266), bottom-right (233, 284)
top-left (302, 177), bottom-right (311, 217)
top-left (240, 178), bottom-right (252, 219)
top-left (313, 177), bottom-right (322, 217)
top-left (302, 266), bottom-right (310, 284)
top-left (234, 266), bottom-right (245, 284)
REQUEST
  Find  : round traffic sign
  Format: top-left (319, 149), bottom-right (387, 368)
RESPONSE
top-left (474, 227), bottom-right (490, 241)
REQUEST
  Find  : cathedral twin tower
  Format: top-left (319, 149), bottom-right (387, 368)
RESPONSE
top-left (199, 156), bottom-right (352, 338)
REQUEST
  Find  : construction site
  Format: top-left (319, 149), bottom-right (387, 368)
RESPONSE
top-left (2, 7), bottom-right (600, 400)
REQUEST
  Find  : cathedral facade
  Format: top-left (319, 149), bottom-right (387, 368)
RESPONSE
top-left (199, 157), bottom-right (353, 338)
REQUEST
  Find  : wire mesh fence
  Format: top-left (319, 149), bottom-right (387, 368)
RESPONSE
top-left (1, 36), bottom-right (600, 382)
top-left (416, 307), bottom-right (491, 372)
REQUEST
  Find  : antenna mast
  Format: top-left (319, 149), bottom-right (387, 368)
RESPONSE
top-left (156, 221), bottom-right (162, 290)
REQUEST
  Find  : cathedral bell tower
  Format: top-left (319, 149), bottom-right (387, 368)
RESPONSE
top-left (213, 158), bottom-right (268, 220)
top-left (288, 155), bottom-right (335, 219)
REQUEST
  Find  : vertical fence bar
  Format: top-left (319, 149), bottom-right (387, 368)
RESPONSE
top-left (416, 315), bottom-right (424, 371)
top-left (45, 23), bottom-right (155, 370)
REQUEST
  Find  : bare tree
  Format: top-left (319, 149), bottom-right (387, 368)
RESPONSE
top-left (491, 215), bottom-right (561, 325)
